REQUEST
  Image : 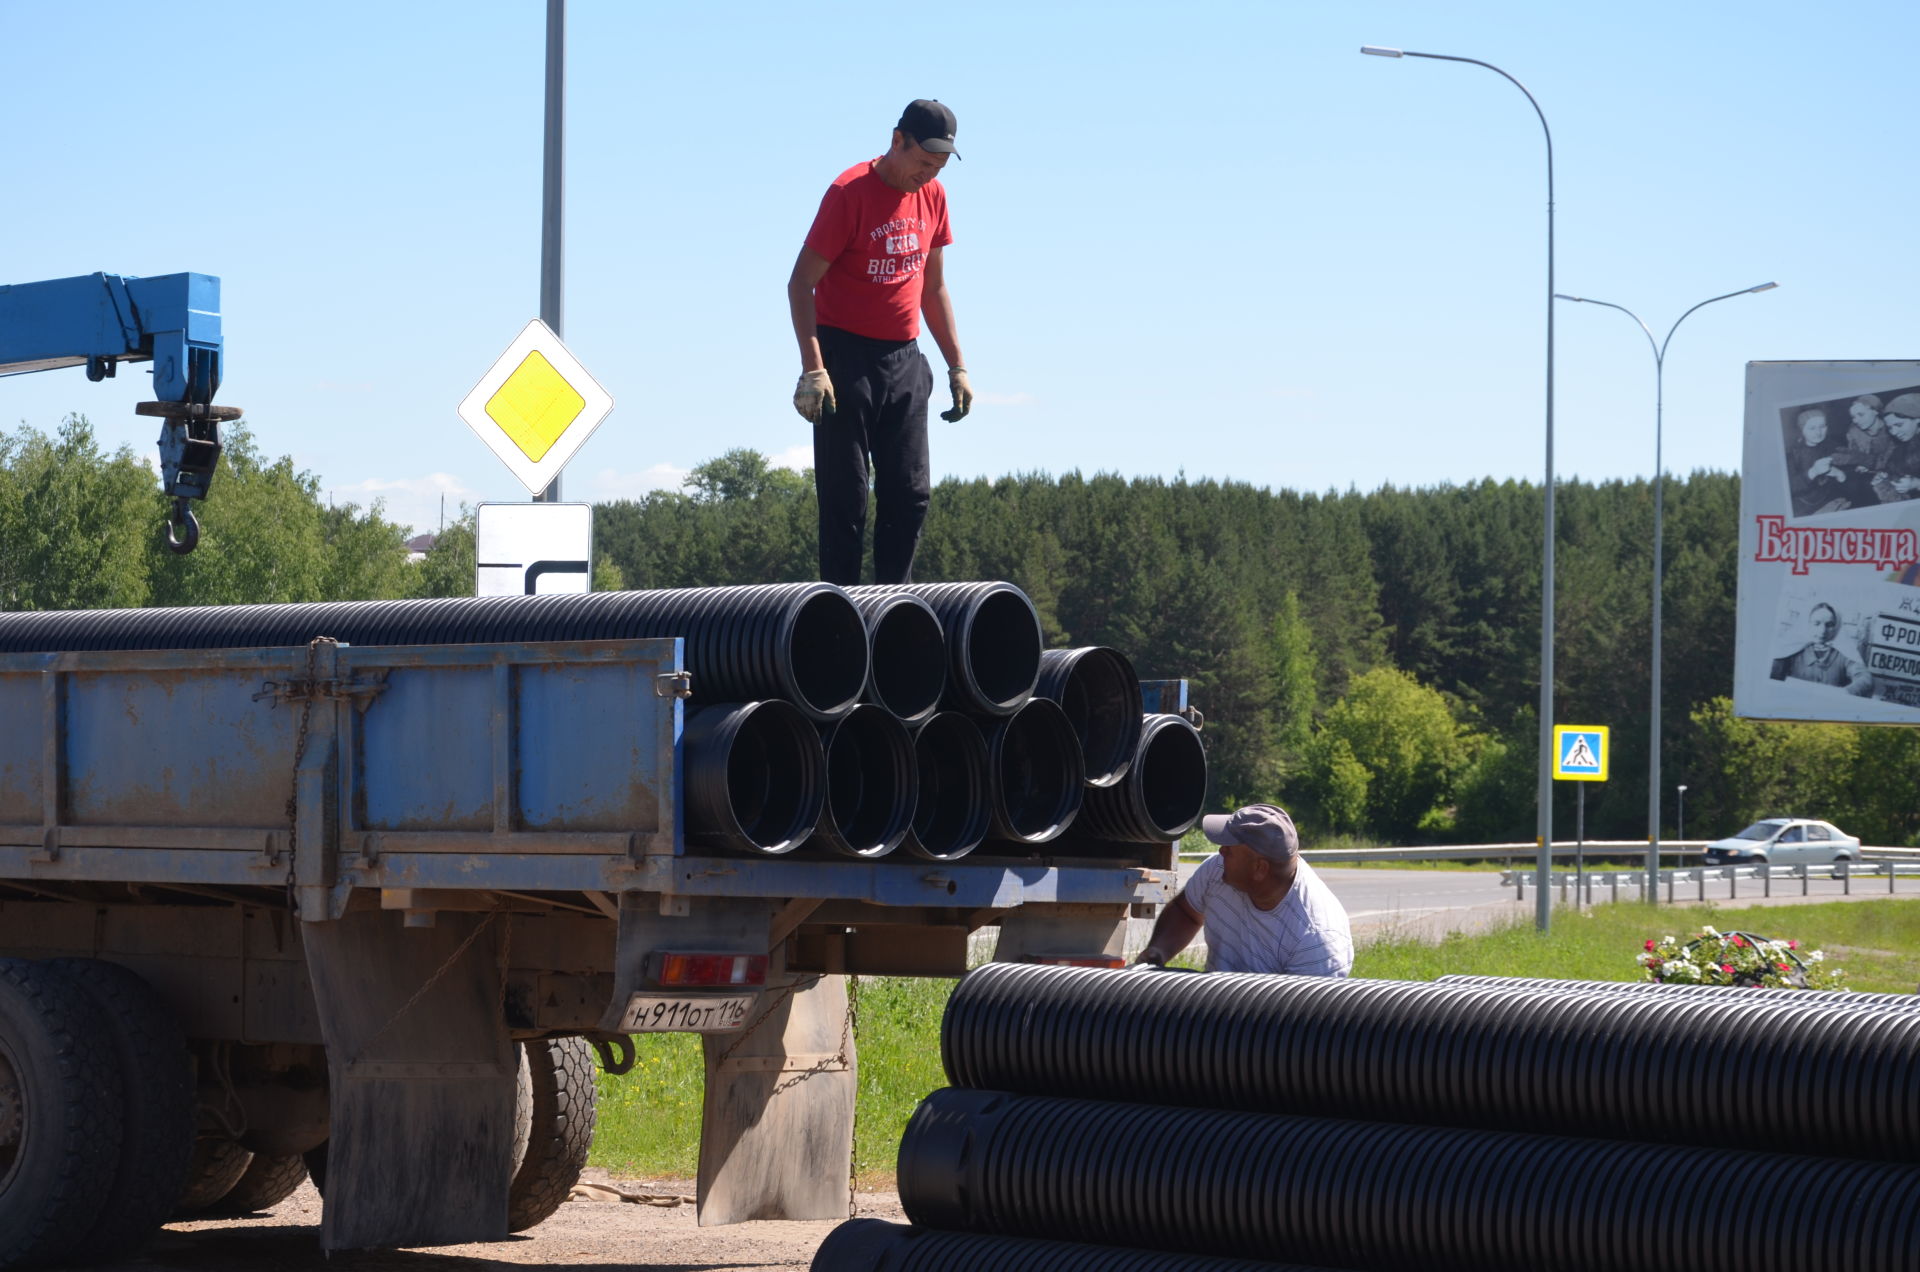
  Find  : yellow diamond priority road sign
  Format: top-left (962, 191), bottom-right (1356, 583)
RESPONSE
top-left (458, 319), bottom-right (613, 495)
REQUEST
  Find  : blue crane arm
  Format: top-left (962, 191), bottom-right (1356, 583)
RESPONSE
top-left (0, 272), bottom-right (236, 553)
top-left (0, 271), bottom-right (222, 402)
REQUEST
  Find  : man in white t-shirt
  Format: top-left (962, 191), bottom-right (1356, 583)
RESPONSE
top-left (1134, 803), bottom-right (1353, 977)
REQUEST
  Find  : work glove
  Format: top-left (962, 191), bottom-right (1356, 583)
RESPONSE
top-left (939, 367), bottom-right (973, 422)
top-left (793, 369), bottom-right (835, 423)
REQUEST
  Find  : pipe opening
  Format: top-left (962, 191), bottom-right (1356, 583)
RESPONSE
top-left (906, 713), bottom-right (990, 861)
top-left (990, 699), bottom-right (1084, 842)
top-left (1136, 718), bottom-right (1208, 837)
top-left (867, 599), bottom-right (946, 723)
top-left (817, 705), bottom-right (914, 858)
top-left (964, 590), bottom-right (1042, 711)
top-left (787, 592), bottom-right (871, 719)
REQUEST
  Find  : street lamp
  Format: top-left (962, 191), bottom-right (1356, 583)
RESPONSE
top-left (1362, 44), bottom-right (1560, 932)
top-left (1677, 784), bottom-right (1688, 843)
top-left (1555, 282), bottom-right (1776, 901)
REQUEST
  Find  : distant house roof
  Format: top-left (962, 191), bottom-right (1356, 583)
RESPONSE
top-left (406, 533), bottom-right (437, 554)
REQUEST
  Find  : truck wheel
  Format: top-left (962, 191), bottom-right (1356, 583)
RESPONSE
top-left (207, 1151), bottom-right (308, 1214)
top-left (507, 1036), bottom-right (598, 1232)
top-left (301, 1141), bottom-right (328, 1196)
top-left (44, 958), bottom-right (195, 1262)
top-left (0, 958), bottom-right (128, 1270)
top-left (175, 1137), bottom-right (252, 1214)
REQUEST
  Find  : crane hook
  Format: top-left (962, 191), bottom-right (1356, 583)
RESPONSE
top-left (164, 498), bottom-right (200, 555)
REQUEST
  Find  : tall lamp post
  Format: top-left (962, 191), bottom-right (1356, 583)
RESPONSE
top-left (1677, 784), bottom-right (1688, 843)
top-left (1555, 282), bottom-right (1777, 901)
top-left (1362, 44), bottom-right (1560, 931)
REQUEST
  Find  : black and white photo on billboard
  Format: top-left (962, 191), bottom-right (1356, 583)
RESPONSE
top-left (1776, 384), bottom-right (1920, 519)
top-left (1765, 577), bottom-right (1920, 715)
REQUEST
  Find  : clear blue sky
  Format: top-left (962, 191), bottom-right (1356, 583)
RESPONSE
top-left (4, 1), bottom-right (1914, 535)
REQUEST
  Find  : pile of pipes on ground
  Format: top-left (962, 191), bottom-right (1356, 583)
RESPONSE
top-left (0, 581), bottom-right (1206, 860)
top-left (816, 962), bottom-right (1920, 1272)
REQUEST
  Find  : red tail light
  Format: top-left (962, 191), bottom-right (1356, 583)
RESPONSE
top-left (650, 952), bottom-right (769, 987)
top-left (1024, 955), bottom-right (1128, 969)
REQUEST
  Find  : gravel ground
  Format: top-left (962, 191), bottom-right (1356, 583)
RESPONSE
top-left (89, 1172), bottom-right (903, 1271)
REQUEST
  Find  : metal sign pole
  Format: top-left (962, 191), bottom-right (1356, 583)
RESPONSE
top-left (536, 0), bottom-right (565, 504)
top-left (1575, 784), bottom-right (1585, 908)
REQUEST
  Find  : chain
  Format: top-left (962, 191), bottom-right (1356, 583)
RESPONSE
top-left (844, 973), bottom-right (861, 1217)
top-left (281, 636), bottom-right (337, 913)
top-left (713, 973), bottom-right (819, 1065)
top-left (347, 910), bottom-right (502, 1066)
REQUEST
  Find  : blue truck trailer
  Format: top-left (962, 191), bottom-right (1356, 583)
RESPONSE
top-left (0, 633), bottom-right (1181, 1259)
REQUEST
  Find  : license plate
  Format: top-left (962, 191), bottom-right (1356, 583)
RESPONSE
top-left (618, 992), bottom-right (757, 1033)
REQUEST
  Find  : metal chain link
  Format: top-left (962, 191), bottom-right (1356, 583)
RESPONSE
top-left (709, 969), bottom-right (863, 1216)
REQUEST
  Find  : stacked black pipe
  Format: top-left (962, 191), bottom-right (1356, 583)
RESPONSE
top-left (846, 962), bottom-right (1920, 1272)
top-left (1, 582), bottom-right (1207, 862)
top-left (0, 585), bottom-right (868, 720)
top-left (846, 585), bottom-right (1206, 859)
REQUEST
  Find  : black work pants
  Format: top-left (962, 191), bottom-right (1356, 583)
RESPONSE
top-left (813, 325), bottom-right (932, 586)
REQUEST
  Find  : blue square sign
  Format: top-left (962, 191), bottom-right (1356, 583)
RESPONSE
top-left (1552, 725), bottom-right (1608, 782)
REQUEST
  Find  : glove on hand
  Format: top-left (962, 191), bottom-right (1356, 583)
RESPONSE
top-left (793, 369), bottom-right (836, 422)
top-left (940, 367), bottom-right (973, 422)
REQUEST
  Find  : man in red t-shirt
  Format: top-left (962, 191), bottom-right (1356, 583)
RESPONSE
top-left (786, 99), bottom-right (973, 585)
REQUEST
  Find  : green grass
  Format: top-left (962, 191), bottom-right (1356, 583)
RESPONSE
top-left (590, 974), bottom-right (956, 1185)
top-left (590, 898), bottom-right (1920, 1184)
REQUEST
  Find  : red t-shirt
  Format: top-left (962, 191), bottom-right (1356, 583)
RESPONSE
top-left (804, 160), bottom-right (953, 341)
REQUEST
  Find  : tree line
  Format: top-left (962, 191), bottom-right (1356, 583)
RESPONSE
top-left (5, 421), bottom-right (1914, 846)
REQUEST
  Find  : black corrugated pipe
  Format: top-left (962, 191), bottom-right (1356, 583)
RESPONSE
top-left (1068, 714), bottom-right (1207, 843)
top-left (811, 1218), bottom-right (1344, 1272)
top-left (851, 582), bottom-right (1040, 716)
top-left (900, 712), bottom-right (991, 862)
top-left (683, 702), bottom-right (825, 854)
top-left (1032, 648), bottom-right (1142, 787)
top-left (898, 1088), bottom-right (1920, 1272)
top-left (982, 698), bottom-right (1084, 843)
top-left (1438, 973), bottom-right (1920, 1009)
top-left (847, 589), bottom-right (947, 727)
top-left (940, 962), bottom-right (1920, 1164)
top-left (811, 704), bottom-right (917, 859)
top-left (0, 584), bottom-right (870, 722)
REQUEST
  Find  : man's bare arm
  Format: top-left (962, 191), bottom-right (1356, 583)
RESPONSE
top-left (920, 247), bottom-right (965, 371)
top-left (1135, 891), bottom-right (1202, 965)
top-left (787, 247), bottom-right (832, 372)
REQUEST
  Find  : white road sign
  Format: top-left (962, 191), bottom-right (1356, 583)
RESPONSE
top-left (476, 502), bottom-right (592, 597)
top-left (457, 319), bottom-right (613, 496)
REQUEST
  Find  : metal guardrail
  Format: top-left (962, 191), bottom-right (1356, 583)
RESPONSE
top-left (1501, 860), bottom-right (1920, 906)
top-left (1302, 841), bottom-right (1701, 864)
top-left (1297, 841), bottom-right (1917, 865)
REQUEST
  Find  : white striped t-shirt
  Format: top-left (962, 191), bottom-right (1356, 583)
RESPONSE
top-left (1183, 855), bottom-right (1353, 977)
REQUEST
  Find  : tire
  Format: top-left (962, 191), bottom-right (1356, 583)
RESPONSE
top-left (0, 958), bottom-right (128, 1270)
top-left (507, 1037), bottom-right (598, 1232)
top-left (301, 1141), bottom-right (328, 1196)
top-left (206, 1151), bottom-right (308, 1214)
top-left (175, 1137), bottom-right (252, 1214)
top-left (44, 958), bottom-right (195, 1262)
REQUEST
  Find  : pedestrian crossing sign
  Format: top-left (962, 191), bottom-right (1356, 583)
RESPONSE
top-left (1552, 725), bottom-right (1609, 781)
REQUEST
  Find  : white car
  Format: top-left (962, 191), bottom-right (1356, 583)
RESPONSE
top-left (1702, 818), bottom-right (1861, 867)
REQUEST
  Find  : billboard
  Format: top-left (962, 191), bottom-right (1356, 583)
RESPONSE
top-left (1735, 362), bottom-right (1920, 724)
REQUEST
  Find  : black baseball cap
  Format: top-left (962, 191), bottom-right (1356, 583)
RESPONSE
top-left (899, 99), bottom-right (961, 158)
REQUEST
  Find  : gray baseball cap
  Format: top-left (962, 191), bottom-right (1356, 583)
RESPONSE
top-left (1200, 803), bottom-right (1300, 863)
